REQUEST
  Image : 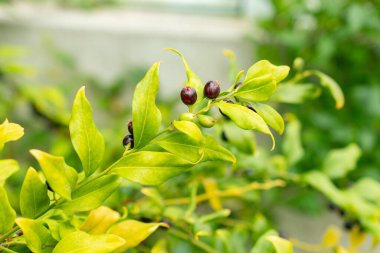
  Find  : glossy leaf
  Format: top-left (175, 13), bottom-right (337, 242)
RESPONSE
top-left (45, 220), bottom-right (77, 241)
top-left (282, 117), bottom-right (304, 166)
top-left (236, 74), bottom-right (276, 101)
top-left (312, 70), bottom-right (345, 109)
top-left (70, 87), bottom-right (105, 176)
top-left (271, 83), bottom-right (321, 104)
top-left (0, 159), bottom-right (19, 186)
top-left (0, 186), bottom-right (16, 234)
top-left (266, 235), bottom-right (293, 253)
top-left (16, 218), bottom-right (57, 253)
top-left (30, 149), bottom-right (78, 200)
top-left (132, 62), bottom-right (162, 148)
top-left (108, 220), bottom-right (168, 253)
top-left (322, 144), bottom-right (361, 179)
top-left (59, 175), bottom-right (121, 212)
top-left (203, 135), bottom-right (236, 164)
top-left (251, 102), bottom-right (284, 134)
top-left (110, 151), bottom-right (193, 185)
top-left (80, 206), bottom-right (120, 235)
top-left (173, 120), bottom-right (203, 142)
top-left (52, 231), bottom-right (124, 253)
top-left (216, 101), bottom-right (275, 149)
top-left (245, 60), bottom-right (290, 84)
top-left (167, 48), bottom-right (204, 105)
top-left (0, 119), bottom-right (24, 150)
top-left (20, 167), bottom-right (50, 218)
top-left (155, 132), bottom-right (204, 163)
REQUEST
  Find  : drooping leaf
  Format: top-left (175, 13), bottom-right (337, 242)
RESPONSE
top-left (110, 151), bottom-right (193, 185)
top-left (0, 119), bottom-right (24, 150)
top-left (30, 149), bottom-right (78, 200)
top-left (322, 144), bottom-right (361, 179)
top-left (251, 102), bottom-right (284, 134)
top-left (16, 218), bottom-right (57, 253)
top-left (132, 62), bottom-right (162, 148)
top-left (312, 70), bottom-right (345, 109)
top-left (203, 135), bottom-right (236, 164)
top-left (266, 235), bottom-right (293, 253)
top-left (0, 159), bottom-right (19, 186)
top-left (80, 206), bottom-right (120, 235)
top-left (172, 120), bottom-right (203, 142)
top-left (59, 175), bottom-right (121, 212)
top-left (155, 132), bottom-right (204, 163)
top-left (108, 220), bottom-right (168, 253)
top-left (52, 231), bottom-right (124, 253)
top-left (0, 186), bottom-right (16, 234)
top-left (271, 83), bottom-right (321, 104)
top-left (216, 101), bottom-right (275, 149)
top-left (69, 87), bottom-right (105, 176)
top-left (166, 48), bottom-right (204, 105)
top-left (20, 167), bottom-right (50, 218)
top-left (282, 116), bottom-right (304, 166)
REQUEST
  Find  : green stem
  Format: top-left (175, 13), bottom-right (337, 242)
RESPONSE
top-left (0, 246), bottom-right (18, 253)
top-left (0, 227), bottom-right (19, 243)
top-left (168, 228), bottom-right (216, 253)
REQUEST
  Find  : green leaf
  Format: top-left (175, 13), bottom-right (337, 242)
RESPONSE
top-left (132, 62), bottom-right (162, 148)
top-left (30, 149), bottom-right (78, 200)
top-left (251, 102), bottom-right (284, 134)
top-left (351, 178), bottom-right (380, 206)
top-left (312, 70), bottom-right (345, 109)
top-left (282, 117), bottom-right (304, 166)
top-left (16, 218), bottom-right (57, 253)
top-left (155, 132), bottom-right (204, 163)
top-left (322, 143), bottom-right (361, 179)
top-left (0, 119), bottom-right (24, 150)
top-left (236, 74), bottom-right (276, 101)
top-left (59, 175), bottom-right (121, 212)
top-left (0, 186), bottom-right (16, 234)
top-left (52, 231), bottom-right (124, 253)
top-left (203, 135), bottom-right (236, 164)
top-left (266, 235), bottom-right (293, 253)
top-left (20, 167), bottom-right (50, 219)
top-left (271, 83), bottom-right (321, 104)
top-left (0, 159), bottom-right (19, 186)
top-left (110, 151), bottom-right (193, 185)
top-left (216, 101), bottom-right (275, 149)
top-left (70, 86), bottom-right (105, 177)
top-left (80, 206), bottom-right (120, 235)
top-left (108, 220), bottom-right (168, 253)
top-left (166, 48), bottom-right (204, 105)
top-left (245, 60), bottom-right (290, 84)
top-left (250, 230), bottom-right (277, 253)
top-left (173, 120), bottom-right (203, 142)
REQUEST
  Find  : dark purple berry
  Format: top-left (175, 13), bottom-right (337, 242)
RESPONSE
top-left (338, 208), bottom-right (346, 217)
top-left (127, 121), bottom-right (133, 134)
top-left (123, 134), bottom-right (134, 148)
top-left (180, 87), bottom-right (197, 105)
top-left (246, 104), bottom-right (257, 113)
top-left (204, 81), bottom-right (220, 99)
top-left (343, 220), bottom-right (356, 231)
top-left (234, 82), bottom-right (242, 89)
top-left (327, 202), bottom-right (338, 211)
top-left (16, 230), bottom-right (23, 236)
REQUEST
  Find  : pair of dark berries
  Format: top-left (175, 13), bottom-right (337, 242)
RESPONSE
top-left (180, 80), bottom-right (221, 105)
top-left (122, 121), bottom-right (134, 148)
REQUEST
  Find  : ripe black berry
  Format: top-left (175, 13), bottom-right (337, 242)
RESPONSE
top-left (246, 104), bottom-right (257, 113)
top-left (204, 81), bottom-right (220, 99)
top-left (343, 220), bottom-right (357, 231)
top-left (180, 87), bottom-right (197, 105)
top-left (234, 82), bottom-right (242, 89)
top-left (127, 121), bottom-right (133, 134)
top-left (327, 202), bottom-right (338, 211)
top-left (122, 134), bottom-right (134, 148)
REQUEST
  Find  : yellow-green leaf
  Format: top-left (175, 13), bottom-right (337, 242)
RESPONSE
top-left (80, 206), bottom-right (120, 235)
top-left (16, 218), bottom-right (57, 253)
top-left (0, 186), bottom-right (16, 234)
top-left (312, 70), bottom-right (345, 109)
top-left (30, 149), bottom-right (78, 200)
top-left (70, 87), bottom-right (105, 176)
top-left (271, 83), bottom-right (321, 104)
top-left (252, 102), bottom-right (284, 134)
top-left (282, 116), bottom-right (304, 165)
top-left (110, 151), bottom-right (193, 185)
top-left (108, 220), bottom-right (168, 253)
top-left (20, 167), bottom-right (50, 218)
top-left (245, 60), bottom-right (290, 84)
top-left (173, 120), bottom-right (203, 142)
top-left (0, 119), bottom-right (24, 150)
top-left (0, 159), bottom-right (19, 186)
top-left (52, 231), bottom-right (124, 253)
top-left (202, 135), bottom-right (236, 164)
top-left (266, 235), bottom-right (293, 253)
top-left (216, 101), bottom-right (275, 150)
top-left (132, 62), bottom-right (162, 148)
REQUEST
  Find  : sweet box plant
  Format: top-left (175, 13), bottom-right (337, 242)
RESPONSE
top-left (1, 48), bottom-right (373, 253)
